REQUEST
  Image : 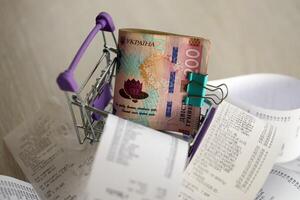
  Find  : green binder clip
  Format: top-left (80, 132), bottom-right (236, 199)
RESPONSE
top-left (184, 72), bottom-right (208, 107)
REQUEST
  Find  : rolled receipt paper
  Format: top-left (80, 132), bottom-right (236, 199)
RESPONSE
top-left (86, 114), bottom-right (189, 200)
top-left (113, 29), bottom-right (211, 135)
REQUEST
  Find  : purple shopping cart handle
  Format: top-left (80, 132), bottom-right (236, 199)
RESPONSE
top-left (57, 12), bottom-right (115, 92)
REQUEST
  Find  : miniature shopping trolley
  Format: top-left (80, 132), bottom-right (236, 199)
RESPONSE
top-left (56, 12), bottom-right (228, 145)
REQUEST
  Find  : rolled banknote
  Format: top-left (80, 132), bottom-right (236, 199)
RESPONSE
top-left (113, 29), bottom-right (211, 135)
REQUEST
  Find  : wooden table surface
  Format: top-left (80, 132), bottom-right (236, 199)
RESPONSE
top-left (0, 0), bottom-right (299, 180)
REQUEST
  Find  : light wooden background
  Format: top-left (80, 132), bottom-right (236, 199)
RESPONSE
top-left (0, 0), bottom-right (300, 180)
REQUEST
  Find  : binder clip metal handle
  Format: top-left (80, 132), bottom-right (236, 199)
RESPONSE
top-left (57, 12), bottom-right (116, 93)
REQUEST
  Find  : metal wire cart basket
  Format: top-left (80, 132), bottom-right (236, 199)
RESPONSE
top-left (56, 12), bottom-right (228, 147)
